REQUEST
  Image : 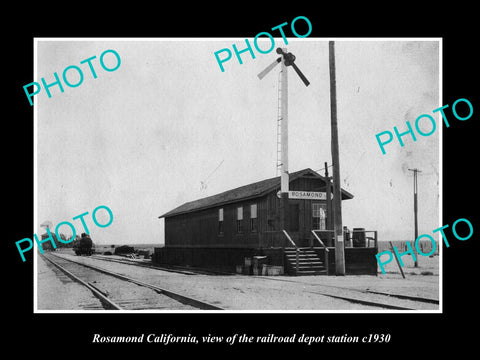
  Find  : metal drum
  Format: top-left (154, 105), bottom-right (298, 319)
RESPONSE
top-left (352, 228), bottom-right (366, 247)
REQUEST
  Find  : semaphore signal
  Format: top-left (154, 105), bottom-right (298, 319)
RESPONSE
top-left (257, 47), bottom-right (310, 234)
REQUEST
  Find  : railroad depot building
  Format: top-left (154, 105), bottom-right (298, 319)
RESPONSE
top-left (154, 168), bottom-right (378, 275)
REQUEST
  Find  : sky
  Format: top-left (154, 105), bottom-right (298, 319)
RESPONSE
top-left (35, 38), bottom-right (440, 246)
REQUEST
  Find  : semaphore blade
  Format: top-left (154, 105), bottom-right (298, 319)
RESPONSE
top-left (257, 57), bottom-right (281, 80)
top-left (291, 62), bottom-right (310, 86)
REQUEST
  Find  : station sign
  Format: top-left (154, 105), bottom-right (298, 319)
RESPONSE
top-left (277, 191), bottom-right (332, 200)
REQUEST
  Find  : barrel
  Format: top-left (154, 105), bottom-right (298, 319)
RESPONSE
top-left (352, 228), bottom-right (366, 247)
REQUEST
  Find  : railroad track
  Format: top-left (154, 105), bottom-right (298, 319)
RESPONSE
top-left (88, 255), bottom-right (438, 310)
top-left (42, 252), bottom-right (438, 311)
top-left (90, 254), bottom-right (234, 276)
top-left (303, 289), bottom-right (435, 310)
top-left (251, 276), bottom-right (439, 310)
top-left (41, 253), bottom-right (224, 311)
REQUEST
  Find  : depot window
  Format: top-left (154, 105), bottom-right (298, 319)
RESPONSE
top-left (250, 204), bottom-right (257, 232)
top-left (218, 208), bottom-right (224, 235)
top-left (237, 206), bottom-right (243, 233)
top-left (312, 202), bottom-right (326, 230)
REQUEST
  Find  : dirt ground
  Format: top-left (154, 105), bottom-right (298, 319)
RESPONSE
top-left (36, 254), bottom-right (103, 310)
top-left (378, 251), bottom-right (439, 276)
top-left (36, 250), bottom-right (439, 312)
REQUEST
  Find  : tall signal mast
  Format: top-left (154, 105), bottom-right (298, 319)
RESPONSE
top-left (258, 47), bottom-right (310, 231)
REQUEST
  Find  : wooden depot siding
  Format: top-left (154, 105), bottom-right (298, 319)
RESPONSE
top-left (163, 174), bottom-right (335, 250)
top-left (165, 197), bottom-right (266, 248)
top-left (153, 168), bottom-right (380, 275)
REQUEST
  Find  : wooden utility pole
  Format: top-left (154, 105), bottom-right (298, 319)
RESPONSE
top-left (329, 41), bottom-right (345, 275)
top-left (325, 162), bottom-right (333, 242)
top-left (408, 168), bottom-right (421, 267)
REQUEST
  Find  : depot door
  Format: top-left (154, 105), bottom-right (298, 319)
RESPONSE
top-left (288, 203), bottom-right (300, 232)
top-left (288, 201), bottom-right (307, 246)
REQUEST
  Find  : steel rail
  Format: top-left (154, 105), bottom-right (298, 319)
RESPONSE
top-left (304, 290), bottom-right (415, 310)
top-left (48, 253), bottom-right (224, 310)
top-left (364, 289), bottom-right (439, 305)
top-left (41, 254), bottom-right (123, 310)
top-left (249, 274), bottom-right (438, 309)
top-left (91, 254), bottom-right (233, 276)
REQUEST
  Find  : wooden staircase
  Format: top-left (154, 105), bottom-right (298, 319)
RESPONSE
top-left (284, 247), bottom-right (327, 276)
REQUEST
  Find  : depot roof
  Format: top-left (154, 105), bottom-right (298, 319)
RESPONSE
top-left (159, 168), bottom-right (354, 219)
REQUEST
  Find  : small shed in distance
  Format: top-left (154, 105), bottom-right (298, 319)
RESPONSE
top-left (154, 168), bottom-right (378, 275)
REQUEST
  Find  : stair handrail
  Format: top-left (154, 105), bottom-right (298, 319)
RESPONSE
top-left (282, 230), bottom-right (299, 273)
top-left (311, 230), bottom-right (329, 275)
top-left (311, 230), bottom-right (329, 252)
top-left (282, 230), bottom-right (297, 248)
